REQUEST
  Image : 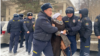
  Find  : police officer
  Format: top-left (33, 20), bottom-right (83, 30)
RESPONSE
top-left (94, 14), bottom-right (100, 56)
top-left (79, 8), bottom-right (92, 56)
top-left (62, 7), bottom-right (81, 56)
top-left (7, 14), bottom-right (22, 54)
top-left (23, 12), bottom-right (35, 55)
top-left (32, 3), bottom-right (58, 56)
top-left (19, 14), bottom-right (24, 48)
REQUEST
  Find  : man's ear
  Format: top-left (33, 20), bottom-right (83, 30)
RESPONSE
top-left (44, 10), bottom-right (46, 12)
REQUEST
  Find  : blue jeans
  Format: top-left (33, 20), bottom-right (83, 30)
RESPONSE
top-left (66, 35), bottom-right (77, 56)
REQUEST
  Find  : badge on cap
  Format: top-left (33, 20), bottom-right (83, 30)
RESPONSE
top-left (30, 14), bottom-right (31, 15)
top-left (73, 19), bottom-right (76, 23)
top-left (85, 23), bottom-right (89, 26)
top-left (27, 21), bottom-right (29, 23)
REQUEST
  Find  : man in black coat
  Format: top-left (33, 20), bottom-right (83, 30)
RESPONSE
top-left (62, 7), bottom-right (81, 56)
top-left (94, 14), bottom-right (100, 56)
top-left (79, 8), bottom-right (92, 56)
top-left (32, 3), bottom-right (58, 56)
top-left (19, 14), bottom-right (24, 48)
top-left (23, 12), bottom-right (35, 55)
top-left (7, 14), bottom-right (22, 54)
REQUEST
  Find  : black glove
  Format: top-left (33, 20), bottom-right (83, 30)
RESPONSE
top-left (82, 37), bottom-right (86, 42)
top-left (67, 28), bottom-right (72, 32)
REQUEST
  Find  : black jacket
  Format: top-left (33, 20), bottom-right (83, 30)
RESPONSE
top-left (94, 15), bottom-right (100, 36)
top-left (62, 16), bottom-right (81, 36)
top-left (7, 17), bottom-right (22, 33)
top-left (23, 18), bottom-right (35, 32)
top-left (34, 11), bottom-right (58, 41)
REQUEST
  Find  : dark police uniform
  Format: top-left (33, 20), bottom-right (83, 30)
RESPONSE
top-left (94, 15), bottom-right (100, 56)
top-left (19, 14), bottom-right (24, 48)
top-left (32, 3), bottom-right (58, 56)
top-left (62, 7), bottom-right (81, 56)
top-left (7, 14), bottom-right (22, 54)
top-left (23, 12), bottom-right (35, 54)
top-left (33, 11), bottom-right (58, 56)
top-left (79, 8), bottom-right (92, 56)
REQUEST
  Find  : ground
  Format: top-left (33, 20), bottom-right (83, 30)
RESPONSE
top-left (0, 42), bottom-right (98, 56)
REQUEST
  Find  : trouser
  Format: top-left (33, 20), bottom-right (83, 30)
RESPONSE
top-left (20, 32), bottom-right (24, 47)
top-left (9, 32), bottom-right (20, 53)
top-left (80, 37), bottom-right (90, 56)
top-left (25, 32), bottom-right (33, 53)
top-left (97, 39), bottom-right (100, 56)
top-left (32, 39), bottom-right (53, 56)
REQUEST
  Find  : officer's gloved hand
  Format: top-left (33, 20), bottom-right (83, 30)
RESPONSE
top-left (67, 28), bottom-right (72, 32)
top-left (82, 37), bottom-right (86, 42)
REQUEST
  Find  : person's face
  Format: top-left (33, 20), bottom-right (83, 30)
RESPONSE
top-left (57, 15), bottom-right (62, 21)
top-left (28, 16), bottom-right (32, 19)
top-left (67, 13), bottom-right (73, 18)
top-left (80, 14), bottom-right (82, 18)
top-left (44, 8), bottom-right (52, 17)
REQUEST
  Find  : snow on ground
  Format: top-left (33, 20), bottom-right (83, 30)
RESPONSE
top-left (1, 41), bottom-right (79, 56)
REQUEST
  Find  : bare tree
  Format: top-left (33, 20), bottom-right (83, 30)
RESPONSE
top-left (78, 0), bottom-right (100, 21)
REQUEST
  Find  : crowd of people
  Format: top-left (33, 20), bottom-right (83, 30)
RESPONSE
top-left (7, 3), bottom-right (100, 56)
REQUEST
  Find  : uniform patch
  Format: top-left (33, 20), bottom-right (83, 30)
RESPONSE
top-left (24, 21), bottom-right (26, 23)
top-left (95, 19), bottom-right (98, 22)
top-left (85, 46), bottom-right (89, 48)
top-left (73, 19), bottom-right (76, 23)
top-left (13, 20), bottom-right (15, 21)
top-left (27, 21), bottom-right (29, 23)
top-left (33, 51), bottom-right (37, 54)
top-left (18, 20), bottom-right (20, 21)
top-left (65, 21), bottom-right (69, 22)
top-left (85, 23), bottom-right (89, 26)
